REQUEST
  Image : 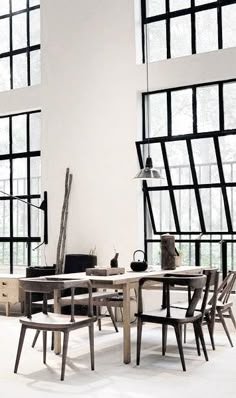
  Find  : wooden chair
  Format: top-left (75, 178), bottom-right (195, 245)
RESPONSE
top-left (214, 270), bottom-right (236, 347)
top-left (14, 277), bottom-right (97, 381)
top-left (171, 269), bottom-right (219, 350)
top-left (136, 274), bottom-right (208, 371)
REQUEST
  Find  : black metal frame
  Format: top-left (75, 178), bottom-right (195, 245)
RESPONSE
top-left (136, 77), bottom-right (236, 276)
top-left (0, 0), bottom-right (40, 90)
top-left (0, 110), bottom-right (41, 273)
top-left (141, 0), bottom-right (236, 62)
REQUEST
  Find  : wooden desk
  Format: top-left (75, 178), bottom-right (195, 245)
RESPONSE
top-left (48, 265), bottom-right (205, 364)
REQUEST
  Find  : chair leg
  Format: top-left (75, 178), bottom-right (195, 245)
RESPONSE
top-left (51, 332), bottom-right (54, 351)
top-left (183, 324), bottom-right (187, 344)
top-left (162, 324), bottom-right (168, 356)
top-left (43, 331), bottom-right (47, 364)
top-left (136, 317), bottom-right (143, 366)
top-left (14, 325), bottom-right (27, 373)
top-left (32, 330), bottom-right (40, 348)
top-left (88, 323), bottom-right (95, 371)
top-left (96, 305), bottom-right (102, 331)
top-left (228, 307), bottom-right (236, 330)
top-left (217, 308), bottom-right (234, 347)
top-left (195, 322), bottom-right (208, 362)
top-left (193, 323), bottom-right (201, 356)
top-left (174, 324), bottom-right (186, 371)
top-left (107, 305), bottom-right (119, 333)
top-left (61, 331), bottom-right (69, 381)
top-left (205, 313), bottom-right (215, 351)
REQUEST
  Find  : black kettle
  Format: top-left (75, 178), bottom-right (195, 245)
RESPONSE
top-left (130, 250), bottom-right (148, 272)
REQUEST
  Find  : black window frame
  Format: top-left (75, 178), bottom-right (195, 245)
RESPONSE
top-left (0, 110), bottom-right (41, 273)
top-left (141, 0), bottom-right (236, 63)
top-left (136, 77), bottom-right (236, 276)
top-left (0, 0), bottom-right (40, 90)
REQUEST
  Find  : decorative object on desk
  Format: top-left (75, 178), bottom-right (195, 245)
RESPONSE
top-left (161, 234), bottom-right (176, 270)
top-left (110, 252), bottom-right (119, 268)
top-left (130, 250), bottom-right (148, 272)
top-left (86, 267), bottom-right (125, 276)
top-left (56, 168), bottom-right (73, 274)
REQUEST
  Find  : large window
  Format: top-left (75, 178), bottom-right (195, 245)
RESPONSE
top-left (0, 0), bottom-right (40, 92)
top-left (137, 79), bottom-right (236, 271)
top-left (142, 0), bottom-right (236, 62)
top-left (0, 111), bottom-right (41, 273)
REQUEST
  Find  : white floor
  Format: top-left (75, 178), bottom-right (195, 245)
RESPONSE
top-left (1, 314), bottom-right (236, 398)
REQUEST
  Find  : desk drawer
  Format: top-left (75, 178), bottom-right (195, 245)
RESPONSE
top-left (0, 278), bottom-right (18, 290)
top-left (0, 289), bottom-right (18, 303)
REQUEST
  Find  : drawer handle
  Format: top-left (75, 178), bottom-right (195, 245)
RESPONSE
top-left (2, 293), bottom-right (7, 297)
top-left (1, 282), bottom-right (7, 286)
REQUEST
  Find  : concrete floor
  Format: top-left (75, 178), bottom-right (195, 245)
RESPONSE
top-left (0, 314), bottom-right (236, 398)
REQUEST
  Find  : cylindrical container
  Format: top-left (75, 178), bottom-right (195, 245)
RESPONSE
top-left (161, 234), bottom-right (176, 270)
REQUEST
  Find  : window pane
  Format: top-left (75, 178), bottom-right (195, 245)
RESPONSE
top-left (0, 117), bottom-right (9, 155)
top-left (0, 243), bottom-right (10, 269)
top-left (200, 188), bottom-right (227, 232)
top-left (192, 138), bottom-right (219, 184)
top-left (149, 93), bottom-right (167, 137)
top-left (30, 0), bottom-right (40, 6)
top-left (0, 18), bottom-right (10, 53)
top-left (224, 83), bottom-right (236, 130)
top-left (146, 0), bottom-right (165, 17)
top-left (171, 15), bottom-right (191, 59)
top-left (12, 158), bottom-right (27, 195)
top-left (147, 242), bottom-right (161, 265)
top-left (12, 13), bottom-right (27, 50)
top-left (227, 187), bottom-right (236, 231)
top-left (13, 53), bottom-right (27, 89)
top-left (13, 200), bottom-right (27, 237)
top-left (0, 201), bottom-right (10, 236)
top-left (30, 157), bottom-right (41, 194)
top-left (0, 0), bottom-right (9, 15)
top-left (152, 191), bottom-right (176, 231)
top-left (166, 141), bottom-right (192, 185)
top-left (175, 190), bottom-right (200, 231)
top-left (12, 0), bottom-right (26, 12)
top-left (149, 143), bottom-right (167, 187)
top-left (196, 9), bottom-right (218, 54)
top-left (30, 49), bottom-right (41, 85)
top-left (195, 0), bottom-right (215, 4)
top-left (0, 57), bottom-right (10, 92)
top-left (12, 114), bottom-right (27, 153)
top-left (222, 4), bottom-right (236, 49)
top-left (30, 112), bottom-right (40, 151)
top-left (197, 85), bottom-right (219, 132)
top-left (31, 198), bottom-right (41, 237)
top-left (219, 135), bottom-right (236, 183)
top-left (31, 242), bottom-right (42, 266)
top-left (30, 9), bottom-right (40, 46)
top-left (0, 160), bottom-right (10, 195)
top-left (148, 21), bottom-right (166, 62)
top-left (172, 89), bottom-right (193, 135)
top-left (169, 0), bottom-right (190, 11)
top-left (13, 242), bottom-right (27, 267)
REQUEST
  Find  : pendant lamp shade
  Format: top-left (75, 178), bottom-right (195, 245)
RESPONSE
top-left (134, 23), bottom-right (162, 180)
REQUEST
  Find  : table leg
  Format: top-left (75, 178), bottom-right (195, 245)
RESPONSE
top-left (5, 302), bottom-right (10, 316)
top-left (53, 289), bottom-right (61, 354)
top-left (122, 283), bottom-right (131, 364)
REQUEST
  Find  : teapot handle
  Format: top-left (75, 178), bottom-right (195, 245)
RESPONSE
top-left (133, 250), bottom-right (146, 262)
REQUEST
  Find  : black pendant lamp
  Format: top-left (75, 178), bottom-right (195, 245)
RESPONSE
top-left (134, 24), bottom-right (162, 180)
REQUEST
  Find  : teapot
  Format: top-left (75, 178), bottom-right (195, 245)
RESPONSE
top-left (130, 250), bottom-right (148, 272)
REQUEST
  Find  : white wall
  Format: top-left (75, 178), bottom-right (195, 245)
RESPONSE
top-left (1, 0), bottom-right (236, 268)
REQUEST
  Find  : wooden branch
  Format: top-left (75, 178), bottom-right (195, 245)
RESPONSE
top-left (59, 174), bottom-right (73, 273)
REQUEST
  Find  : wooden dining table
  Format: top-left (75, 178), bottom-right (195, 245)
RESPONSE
top-left (46, 265), bottom-right (206, 364)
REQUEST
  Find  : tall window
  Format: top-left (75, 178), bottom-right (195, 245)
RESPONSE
top-left (137, 79), bottom-right (236, 270)
top-left (142, 0), bottom-right (236, 62)
top-left (0, 0), bottom-right (40, 92)
top-left (0, 111), bottom-right (41, 273)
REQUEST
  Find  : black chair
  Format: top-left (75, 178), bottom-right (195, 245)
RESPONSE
top-left (14, 277), bottom-right (96, 381)
top-left (171, 269), bottom-right (219, 350)
top-left (136, 274), bottom-right (208, 371)
top-left (214, 270), bottom-right (236, 346)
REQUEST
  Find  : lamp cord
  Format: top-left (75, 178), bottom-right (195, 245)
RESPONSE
top-left (145, 23), bottom-right (150, 158)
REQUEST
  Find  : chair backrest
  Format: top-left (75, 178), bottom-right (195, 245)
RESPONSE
top-left (139, 275), bottom-right (206, 318)
top-left (217, 270), bottom-right (236, 304)
top-left (20, 277), bottom-right (93, 321)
